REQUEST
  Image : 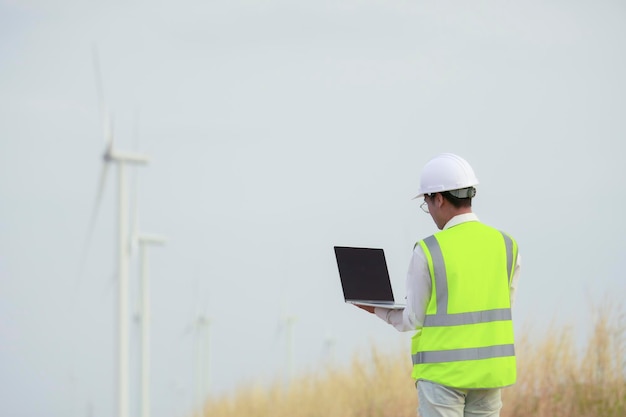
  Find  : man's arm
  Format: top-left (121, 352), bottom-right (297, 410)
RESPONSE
top-left (358, 245), bottom-right (431, 332)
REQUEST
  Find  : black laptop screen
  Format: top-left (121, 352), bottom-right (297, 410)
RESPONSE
top-left (334, 246), bottom-right (395, 302)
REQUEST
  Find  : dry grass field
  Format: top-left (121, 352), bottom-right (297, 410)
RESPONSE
top-left (200, 303), bottom-right (625, 417)
top-left (503, 302), bottom-right (626, 417)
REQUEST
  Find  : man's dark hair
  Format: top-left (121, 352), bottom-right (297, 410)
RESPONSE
top-left (441, 191), bottom-right (472, 208)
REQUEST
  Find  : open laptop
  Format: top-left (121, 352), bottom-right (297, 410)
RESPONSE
top-left (334, 246), bottom-right (405, 310)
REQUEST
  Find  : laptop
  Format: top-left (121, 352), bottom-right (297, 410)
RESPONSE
top-left (334, 246), bottom-right (405, 310)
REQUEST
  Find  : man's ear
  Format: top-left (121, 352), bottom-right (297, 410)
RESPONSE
top-left (435, 193), bottom-right (444, 208)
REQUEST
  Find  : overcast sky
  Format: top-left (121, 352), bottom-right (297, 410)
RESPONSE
top-left (1, 1), bottom-right (625, 416)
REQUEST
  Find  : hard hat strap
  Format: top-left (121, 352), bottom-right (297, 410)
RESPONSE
top-left (447, 187), bottom-right (476, 199)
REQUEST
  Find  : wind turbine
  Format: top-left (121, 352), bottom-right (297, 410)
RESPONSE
top-left (284, 315), bottom-right (297, 384)
top-left (193, 313), bottom-right (212, 417)
top-left (87, 45), bottom-right (150, 417)
top-left (322, 333), bottom-right (337, 365)
top-left (277, 300), bottom-right (297, 386)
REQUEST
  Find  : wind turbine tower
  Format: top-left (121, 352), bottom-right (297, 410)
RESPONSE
top-left (108, 147), bottom-right (150, 417)
top-left (137, 234), bottom-right (166, 417)
top-left (284, 315), bottom-right (297, 384)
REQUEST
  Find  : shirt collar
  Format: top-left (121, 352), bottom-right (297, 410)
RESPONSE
top-left (443, 212), bottom-right (480, 230)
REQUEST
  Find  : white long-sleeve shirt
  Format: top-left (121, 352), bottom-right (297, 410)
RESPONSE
top-left (374, 213), bottom-right (521, 332)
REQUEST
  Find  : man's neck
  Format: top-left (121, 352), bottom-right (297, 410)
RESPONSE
top-left (442, 211), bottom-right (478, 230)
top-left (439, 207), bottom-right (473, 229)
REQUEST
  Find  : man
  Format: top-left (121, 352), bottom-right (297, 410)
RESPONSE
top-left (358, 153), bottom-right (521, 417)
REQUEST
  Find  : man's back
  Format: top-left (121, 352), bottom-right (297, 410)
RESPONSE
top-left (412, 220), bottom-right (518, 388)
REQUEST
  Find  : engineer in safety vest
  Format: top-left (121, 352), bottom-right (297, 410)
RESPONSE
top-left (357, 153), bottom-right (521, 417)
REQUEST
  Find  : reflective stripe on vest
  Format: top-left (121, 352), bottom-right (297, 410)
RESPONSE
top-left (413, 344), bottom-right (515, 364)
top-left (412, 231), bottom-right (515, 366)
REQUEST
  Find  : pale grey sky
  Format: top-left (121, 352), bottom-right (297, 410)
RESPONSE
top-left (1, 1), bottom-right (625, 416)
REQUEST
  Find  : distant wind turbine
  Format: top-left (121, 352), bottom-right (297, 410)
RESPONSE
top-left (322, 333), bottom-right (337, 366)
top-left (181, 283), bottom-right (213, 417)
top-left (194, 313), bottom-right (212, 417)
top-left (284, 315), bottom-right (297, 384)
top-left (277, 300), bottom-right (298, 386)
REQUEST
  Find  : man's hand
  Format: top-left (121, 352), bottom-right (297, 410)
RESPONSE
top-left (355, 304), bottom-right (375, 314)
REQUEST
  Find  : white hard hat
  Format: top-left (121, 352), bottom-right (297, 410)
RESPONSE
top-left (414, 153), bottom-right (479, 198)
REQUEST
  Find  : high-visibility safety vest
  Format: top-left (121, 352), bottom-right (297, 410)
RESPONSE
top-left (411, 221), bottom-right (518, 389)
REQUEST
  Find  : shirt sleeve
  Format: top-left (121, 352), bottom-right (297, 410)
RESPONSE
top-left (374, 245), bottom-right (431, 332)
top-left (510, 252), bottom-right (521, 308)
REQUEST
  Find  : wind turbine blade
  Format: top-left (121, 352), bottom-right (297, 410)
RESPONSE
top-left (90, 161), bottom-right (110, 240)
top-left (73, 44), bottom-right (113, 296)
top-left (91, 44), bottom-right (106, 128)
top-left (76, 161), bottom-right (110, 281)
top-left (105, 113), bottom-right (115, 155)
top-left (129, 109), bottom-right (140, 256)
top-left (92, 43), bottom-right (115, 154)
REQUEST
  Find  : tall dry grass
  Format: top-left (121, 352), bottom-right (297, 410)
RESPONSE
top-left (202, 346), bottom-right (416, 417)
top-left (200, 303), bottom-right (625, 417)
top-left (503, 301), bottom-right (626, 417)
